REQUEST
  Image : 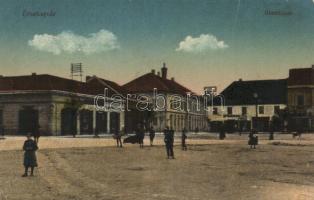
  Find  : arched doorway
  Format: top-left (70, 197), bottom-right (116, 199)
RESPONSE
top-left (61, 108), bottom-right (77, 135)
top-left (96, 111), bottom-right (107, 134)
top-left (18, 106), bottom-right (39, 135)
top-left (80, 109), bottom-right (93, 135)
top-left (110, 112), bottom-right (120, 133)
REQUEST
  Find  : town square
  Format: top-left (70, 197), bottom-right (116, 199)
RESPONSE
top-left (1, 0), bottom-right (314, 199)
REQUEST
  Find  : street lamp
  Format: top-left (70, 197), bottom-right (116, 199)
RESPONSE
top-left (253, 93), bottom-right (258, 130)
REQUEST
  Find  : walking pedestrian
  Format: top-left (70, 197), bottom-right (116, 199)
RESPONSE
top-left (269, 124), bottom-right (274, 140)
top-left (181, 128), bottom-right (187, 151)
top-left (248, 129), bottom-right (258, 149)
top-left (137, 124), bottom-right (145, 148)
top-left (149, 126), bottom-right (155, 146)
top-left (269, 130), bottom-right (274, 140)
top-left (239, 123), bottom-right (243, 136)
top-left (164, 126), bottom-right (174, 159)
top-left (22, 133), bottom-right (38, 177)
top-left (114, 128), bottom-right (123, 148)
top-left (219, 124), bottom-right (226, 140)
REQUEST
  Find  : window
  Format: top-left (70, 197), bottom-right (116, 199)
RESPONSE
top-left (170, 99), bottom-right (176, 110)
top-left (297, 95), bottom-right (304, 106)
top-left (153, 117), bottom-right (157, 125)
top-left (227, 107), bottom-right (233, 115)
top-left (274, 106), bottom-right (280, 114)
top-left (242, 107), bottom-right (247, 115)
top-left (259, 106), bottom-right (264, 114)
top-left (170, 115), bottom-right (173, 128)
top-left (213, 107), bottom-right (218, 115)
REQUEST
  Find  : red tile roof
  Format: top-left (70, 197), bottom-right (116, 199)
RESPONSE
top-left (123, 72), bottom-right (194, 95)
top-left (86, 76), bottom-right (126, 95)
top-left (0, 74), bottom-right (123, 96)
top-left (0, 72), bottom-right (195, 97)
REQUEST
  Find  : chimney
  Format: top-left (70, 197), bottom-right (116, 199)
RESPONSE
top-left (151, 69), bottom-right (156, 74)
top-left (312, 65), bottom-right (314, 69)
top-left (161, 62), bottom-right (167, 79)
top-left (171, 77), bottom-right (175, 81)
top-left (238, 78), bottom-right (242, 81)
top-left (31, 73), bottom-right (36, 76)
top-left (157, 71), bottom-right (161, 76)
top-left (86, 76), bottom-right (92, 82)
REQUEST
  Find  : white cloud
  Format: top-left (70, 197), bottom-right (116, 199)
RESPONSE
top-left (28, 29), bottom-right (119, 55)
top-left (176, 34), bottom-right (228, 53)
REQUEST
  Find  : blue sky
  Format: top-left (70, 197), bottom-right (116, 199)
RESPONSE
top-left (0, 0), bottom-right (314, 93)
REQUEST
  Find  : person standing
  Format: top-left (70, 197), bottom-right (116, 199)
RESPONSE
top-left (248, 129), bottom-right (258, 149)
top-left (114, 128), bottom-right (123, 148)
top-left (219, 124), bottom-right (226, 140)
top-left (239, 123), bottom-right (243, 136)
top-left (269, 123), bottom-right (274, 140)
top-left (269, 130), bottom-right (274, 140)
top-left (137, 124), bottom-right (145, 148)
top-left (181, 128), bottom-right (187, 151)
top-left (164, 126), bottom-right (174, 159)
top-left (22, 133), bottom-right (38, 177)
top-left (149, 126), bottom-right (155, 146)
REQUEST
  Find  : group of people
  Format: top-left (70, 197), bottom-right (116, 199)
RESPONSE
top-left (220, 124), bottom-right (259, 149)
top-left (113, 124), bottom-right (188, 159)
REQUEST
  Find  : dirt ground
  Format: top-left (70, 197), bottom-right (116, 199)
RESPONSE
top-left (0, 134), bottom-right (314, 200)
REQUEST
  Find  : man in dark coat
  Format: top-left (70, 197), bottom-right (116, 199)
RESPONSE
top-left (269, 123), bottom-right (274, 140)
top-left (149, 126), bottom-right (155, 146)
top-left (22, 133), bottom-right (38, 177)
top-left (136, 124), bottom-right (145, 148)
top-left (181, 128), bottom-right (187, 151)
top-left (164, 126), bottom-right (174, 159)
top-left (248, 129), bottom-right (258, 149)
top-left (113, 128), bottom-right (123, 148)
top-left (219, 124), bottom-right (226, 140)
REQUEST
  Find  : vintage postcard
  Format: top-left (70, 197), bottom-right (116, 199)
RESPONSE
top-left (0, 0), bottom-right (313, 199)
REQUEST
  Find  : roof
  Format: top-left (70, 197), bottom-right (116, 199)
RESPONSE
top-left (213, 79), bottom-right (287, 106)
top-left (0, 74), bottom-right (123, 96)
top-left (122, 72), bottom-right (194, 95)
top-left (288, 67), bottom-right (314, 86)
top-left (86, 76), bottom-right (126, 96)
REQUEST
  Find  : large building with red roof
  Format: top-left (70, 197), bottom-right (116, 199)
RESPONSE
top-left (0, 73), bottom-right (125, 136)
top-left (0, 63), bottom-right (208, 136)
top-left (123, 63), bottom-right (208, 132)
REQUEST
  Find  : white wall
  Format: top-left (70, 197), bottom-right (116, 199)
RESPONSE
top-left (208, 104), bottom-right (286, 121)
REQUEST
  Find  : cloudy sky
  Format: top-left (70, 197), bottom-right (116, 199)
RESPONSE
top-left (0, 0), bottom-right (314, 93)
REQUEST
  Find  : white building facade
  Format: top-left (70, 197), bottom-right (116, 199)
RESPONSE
top-left (208, 79), bottom-right (287, 132)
